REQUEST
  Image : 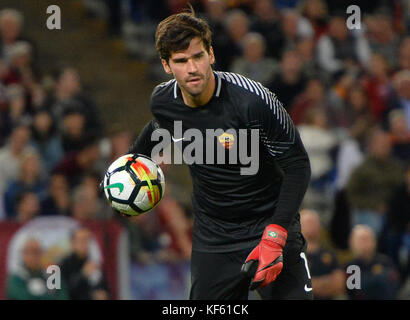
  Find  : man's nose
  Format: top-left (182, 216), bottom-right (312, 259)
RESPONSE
top-left (187, 59), bottom-right (198, 73)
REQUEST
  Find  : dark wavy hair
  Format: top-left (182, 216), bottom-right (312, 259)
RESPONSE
top-left (155, 5), bottom-right (212, 62)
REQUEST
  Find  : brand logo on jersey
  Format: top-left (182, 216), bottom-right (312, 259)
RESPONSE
top-left (304, 284), bottom-right (313, 292)
top-left (171, 136), bottom-right (185, 143)
top-left (105, 183), bottom-right (124, 194)
top-left (218, 132), bottom-right (235, 150)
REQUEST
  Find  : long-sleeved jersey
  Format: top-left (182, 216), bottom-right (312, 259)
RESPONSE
top-left (129, 71), bottom-right (311, 253)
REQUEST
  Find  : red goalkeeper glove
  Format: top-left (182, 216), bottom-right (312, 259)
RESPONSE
top-left (241, 224), bottom-right (287, 290)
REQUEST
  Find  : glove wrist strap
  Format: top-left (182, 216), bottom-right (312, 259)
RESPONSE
top-left (262, 224), bottom-right (287, 247)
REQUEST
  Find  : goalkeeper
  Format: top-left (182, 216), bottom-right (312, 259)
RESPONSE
top-left (127, 7), bottom-right (313, 300)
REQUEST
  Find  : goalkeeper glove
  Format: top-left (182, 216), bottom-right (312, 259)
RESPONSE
top-left (241, 224), bottom-right (287, 290)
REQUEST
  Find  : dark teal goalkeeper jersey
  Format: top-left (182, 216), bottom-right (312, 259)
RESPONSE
top-left (129, 71), bottom-right (311, 253)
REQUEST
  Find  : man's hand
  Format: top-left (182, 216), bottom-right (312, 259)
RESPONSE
top-left (241, 224), bottom-right (287, 290)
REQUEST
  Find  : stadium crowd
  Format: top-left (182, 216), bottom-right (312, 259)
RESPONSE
top-left (0, 0), bottom-right (409, 299)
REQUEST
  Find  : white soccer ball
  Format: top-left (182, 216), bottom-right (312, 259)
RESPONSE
top-left (103, 154), bottom-right (165, 216)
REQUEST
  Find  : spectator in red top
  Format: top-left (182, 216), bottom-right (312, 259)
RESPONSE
top-left (361, 53), bottom-right (393, 121)
top-left (300, 0), bottom-right (329, 41)
top-left (53, 139), bottom-right (100, 188)
top-left (290, 78), bottom-right (331, 126)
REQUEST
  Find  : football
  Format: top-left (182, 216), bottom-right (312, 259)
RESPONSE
top-left (103, 154), bottom-right (165, 216)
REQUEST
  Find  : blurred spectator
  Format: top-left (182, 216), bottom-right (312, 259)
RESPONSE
top-left (156, 195), bottom-right (192, 261)
top-left (71, 185), bottom-right (98, 221)
top-left (30, 109), bottom-right (64, 170)
top-left (4, 151), bottom-right (47, 217)
top-left (346, 128), bottom-right (403, 235)
top-left (382, 162), bottom-right (410, 277)
top-left (387, 109), bottom-right (410, 162)
top-left (290, 78), bottom-right (332, 126)
top-left (249, 0), bottom-right (282, 60)
top-left (300, 0), bottom-right (329, 40)
top-left (0, 125), bottom-right (33, 211)
top-left (60, 227), bottom-right (110, 300)
top-left (295, 36), bottom-right (319, 79)
top-left (327, 69), bottom-right (357, 115)
top-left (316, 15), bottom-right (370, 80)
top-left (122, 191), bottom-right (191, 264)
top-left (61, 108), bottom-right (87, 153)
top-left (361, 53), bottom-right (394, 122)
top-left (53, 139), bottom-right (100, 188)
top-left (0, 9), bottom-right (24, 64)
top-left (96, 125), bottom-right (133, 175)
top-left (300, 209), bottom-right (345, 299)
top-left (5, 84), bottom-right (28, 125)
top-left (107, 126), bottom-right (133, 162)
top-left (201, 0), bottom-right (229, 71)
top-left (280, 9), bottom-right (314, 52)
top-left (14, 191), bottom-right (40, 223)
top-left (230, 32), bottom-right (277, 85)
top-left (79, 171), bottom-right (112, 219)
top-left (331, 90), bottom-right (369, 249)
top-left (388, 70), bottom-right (410, 130)
top-left (345, 225), bottom-right (401, 300)
top-left (219, 9), bottom-right (249, 71)
top-left (43, 67), bottom-right (103, 138)
top-left (342, 86), bottom-right (377, 145)
top-left (334, 131), bottom-right (365, 194)
top-left (28, 83), bottom-right (46, 110)
top-left (8, 41), bottom-right (37, 91)
top-left (6, 238), bottom-right (68, 300)
top-left (366, 12), bottom-right (402, 70)
top-left (297, 107), bottom-right (338, 190)
top-left (40, 173), bottom-right (71, 216)
top-left (0, 60), bottom-right (11, 141)
top-left (70, 171), bottom-right (111, 221)
top-left (267, 49), bottom-right (307, 110)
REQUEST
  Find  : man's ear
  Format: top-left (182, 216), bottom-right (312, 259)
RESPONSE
top-left (161, 59), bottom-right (172, 75)
top-left (209, 46), bottom-right (215, 65)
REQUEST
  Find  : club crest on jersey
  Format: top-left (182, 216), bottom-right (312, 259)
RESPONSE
top-left (218, 132), bottom-right (235, 150)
